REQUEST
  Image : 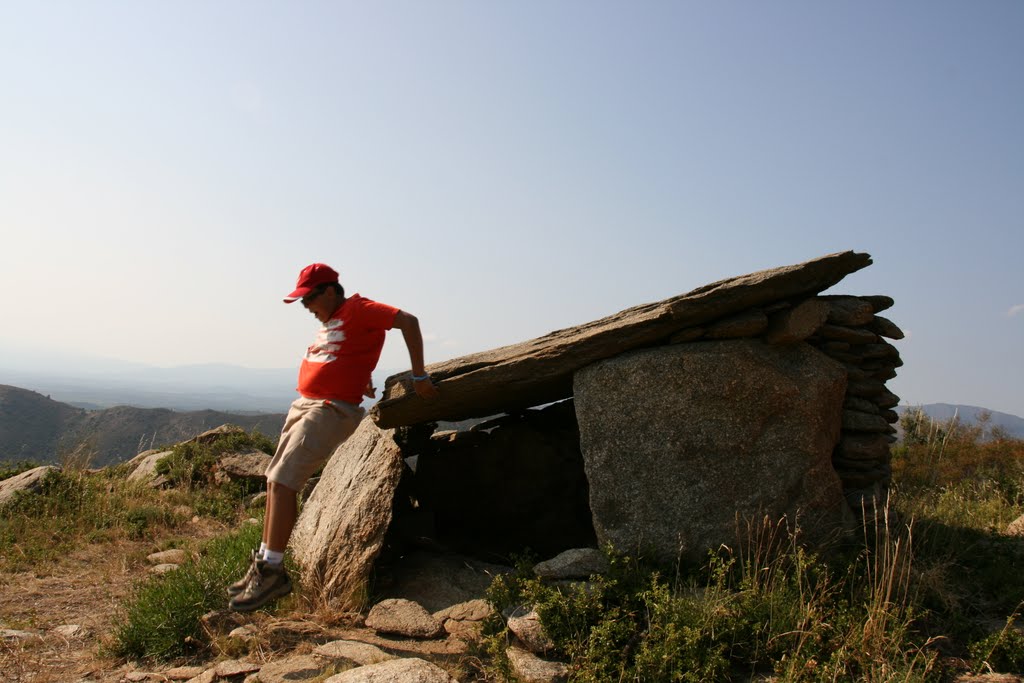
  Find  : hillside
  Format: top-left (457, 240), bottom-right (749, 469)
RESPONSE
top-left (895, 403), bottom-right (1024, 439)
top-left (0, 384), bottom-right (285, 466)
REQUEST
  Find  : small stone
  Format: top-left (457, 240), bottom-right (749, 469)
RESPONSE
top-left (365, 598), bottom-right (444, 639)
top-left (0, 629), bottom-right (39, 642)
top-left (215, 659), bottom-right (261, 677)
top-left (53, 624), bottom-right (87, 638)
top-left (163, 666), bottom-right (205, 681)
top-left (506, 646), bottom-right (569, 683)
top-left (124, 673), bottom-right (152, 682)
top-left (150, 563), bottom-right (179, 575)
top-left (314, 639), bottom-right (394, 665)
top-left (533, 548), bottom-right (609, 580)
top-left (508, 610), bottom-right (555, 654)
top-left (228, 625), bottom-right (258, 639)
top-left (324, 658), bottom-right (458, 682)
top-left (252, 655), bottom-right (331, 683)
top-left (148, 549), bottom-right (188, 565)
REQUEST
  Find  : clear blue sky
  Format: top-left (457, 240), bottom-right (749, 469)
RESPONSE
top-left (1, 2), bottom-right (1022, 415)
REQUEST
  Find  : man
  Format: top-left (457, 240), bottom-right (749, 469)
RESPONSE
top-left (227, 262), bottom-right (438, 612)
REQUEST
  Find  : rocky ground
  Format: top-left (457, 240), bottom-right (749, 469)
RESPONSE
top-left (0, 516), bottom-right (516, 683)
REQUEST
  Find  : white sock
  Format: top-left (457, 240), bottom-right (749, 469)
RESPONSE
top-left (263, 549), bottom-right (284, 566)
top-left (258, 543), bottom-right (268, 559)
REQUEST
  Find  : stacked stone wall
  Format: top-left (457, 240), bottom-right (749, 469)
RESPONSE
top-left (657, 293), bottom-right (902, 516)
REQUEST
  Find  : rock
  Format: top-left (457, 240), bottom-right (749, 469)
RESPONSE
top-left (372, 251), bottom-right (872, 428)
top-left (433, 599), bottom-right (493, 640)
top-left (817, 324), bottom-right (878, 345)
top-left (187, 424), bottom-right (246, 445)
top-left (163, 666), bottom-right (205, 681)
top-left (860, 295), bottom-right (895, 313)
top-left (147, 549), bottom-right (188, 565)
top-left (290, 418), bottom-right (403, 608)
top-left (821, 295), bottom-right (875, 326)
top-left (127, 451), bottom-right (172, 485)
top-left (214, 451), bottom-right (272, 485)
top-left (124, 673), bottom-right (153, 682)
top-left (215, 660), bottom-right (261, 678)
top-left (150, 563), bottom-right (179, 575)
top-left (0, 629), bottom-right (40, 642)
top-left (376, 552), bottom-right (510, 613)
top-left (668, 327), bottom-right (705, 343)
top-left (1005, 514), bottom-right (1024, 536)
top-left (228, 625), bottom-right (259, 640)
top-left (53, 624), bottom-right (87, 638)
top-left (841, 410), bottom-right (893, 433)
top-left (365, 598), bottom-right (445, 639)
top-left (314, 640), bottom-right (394, 665)
top-left (575, 339), bottom-right (847, 565)
top-left (433, 598), bottom-right (492, 623)
top-left (765, 298), bottom-right (829, 345)
top-left (506, 647), bottom-right (569, 683)
top-left (844, 396), bottom-right (879, 414)
top-left (835, 434), bottom-right (891, 463)
top-left (873, 389), bottom-right (901, 409)
top-left (184, 670), bottom-right (217, 683)
top-left (533, 548), bottom-right (609, 580)
top-left (324, 657), bottom-right (459, 682)
top-left (0, 466), bottom-right (59, 509)
top-left (952, 675), bottom-right (1022, 682)
top-left (508, 610), bottom-right (555, 654)
top-left (250, 655), bottom-right (330, 683)
top-left (867, 315), bottom-right (904, 340)
top-left (704, 309), bottom-right (768, 339)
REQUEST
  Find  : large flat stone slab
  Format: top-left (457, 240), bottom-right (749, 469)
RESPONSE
top-left (372, 251), bottom-right (870, 428)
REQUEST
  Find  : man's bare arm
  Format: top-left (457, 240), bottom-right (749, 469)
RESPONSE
top-left (392, 310), bottom-right (439, 399)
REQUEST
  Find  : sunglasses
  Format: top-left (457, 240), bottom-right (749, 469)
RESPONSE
top-left (301, 287), bottom-right (326, 306)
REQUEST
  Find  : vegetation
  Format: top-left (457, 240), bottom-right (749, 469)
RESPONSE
top-left (478, 409), bottom-right (1024, 681)
top-left (109, 520), bottom-right (269, 660)
top-left (5, 411), bottom-right (1024, 679)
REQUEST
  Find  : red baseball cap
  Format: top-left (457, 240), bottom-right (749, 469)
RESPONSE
top-left (283, 263), bottom-right (340, 303)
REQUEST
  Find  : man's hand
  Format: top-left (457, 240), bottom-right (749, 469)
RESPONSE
top-left (413, 376), bottom-right (439, 399)
top-left (363, 381), bottom-right (376, 399)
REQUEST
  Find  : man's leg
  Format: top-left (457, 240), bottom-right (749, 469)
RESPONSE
top-left (265, 481), bottom-right (298, 554)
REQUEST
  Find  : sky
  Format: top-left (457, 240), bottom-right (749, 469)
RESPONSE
top-left (1, 2), bottom-right (1022, 416)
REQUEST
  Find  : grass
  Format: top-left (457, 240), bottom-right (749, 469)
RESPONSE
top-left (108, 519), bottom-right (269, 661)
top-left (478, 410), bottom-right (1024, 681)
top-left (6, 411), bottom-right (1024, 679)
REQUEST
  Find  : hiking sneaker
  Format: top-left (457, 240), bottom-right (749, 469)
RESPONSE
top-left (226, 550), bottom-right (264, 598)
top-left (228, 561), bottom-right (292, 612)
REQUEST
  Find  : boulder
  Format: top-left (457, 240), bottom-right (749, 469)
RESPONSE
top-left (324, 658), bottom-right (459, 683)
top-left (703, 309), bottom-right (768, 339)
top-left (290, 419), bottom-right (403, 607)
top-left (372, 251), bottom-right (872, 428)
top-left (213, 450), bottom-right (272, 485)
top-left (127, 450), bottom-right (171, 484)
top-left (0, 466), bottom-right (59, 509)
top-left (147, 549), bottom-right (188, 565)
top-left (821, 295), bottom-right (875, 326)
top-left (574, 339), bottom-right (848, 565)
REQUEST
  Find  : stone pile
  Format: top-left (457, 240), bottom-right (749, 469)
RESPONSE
top-left (295, 251), bottom-right (904, 602)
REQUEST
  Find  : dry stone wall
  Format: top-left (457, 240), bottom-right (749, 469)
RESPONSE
top-left (646, 291), bottom-right (902, 515)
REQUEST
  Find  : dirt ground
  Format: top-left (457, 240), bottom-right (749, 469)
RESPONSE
top-left (0, 521), bottom-right (493, 683)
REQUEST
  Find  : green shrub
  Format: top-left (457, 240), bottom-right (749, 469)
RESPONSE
top-left (155, 430), bottom-right (275, 492)
top-left (969, 617), bottom-right (1024, 675)
top-left (110, 519), bottom-right (270, 661)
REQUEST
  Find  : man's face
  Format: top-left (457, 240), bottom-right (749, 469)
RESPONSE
top-left (301, 285), bottom-right (339, 323)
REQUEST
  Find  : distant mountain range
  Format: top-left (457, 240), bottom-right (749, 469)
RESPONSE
top-left (0, 384), bottom-right (285, 467)
top-left (894, 403), bottom-right (1024, 439)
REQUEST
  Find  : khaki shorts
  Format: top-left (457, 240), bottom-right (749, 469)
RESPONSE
top-left (264, 397), bottom-right (365, 492)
